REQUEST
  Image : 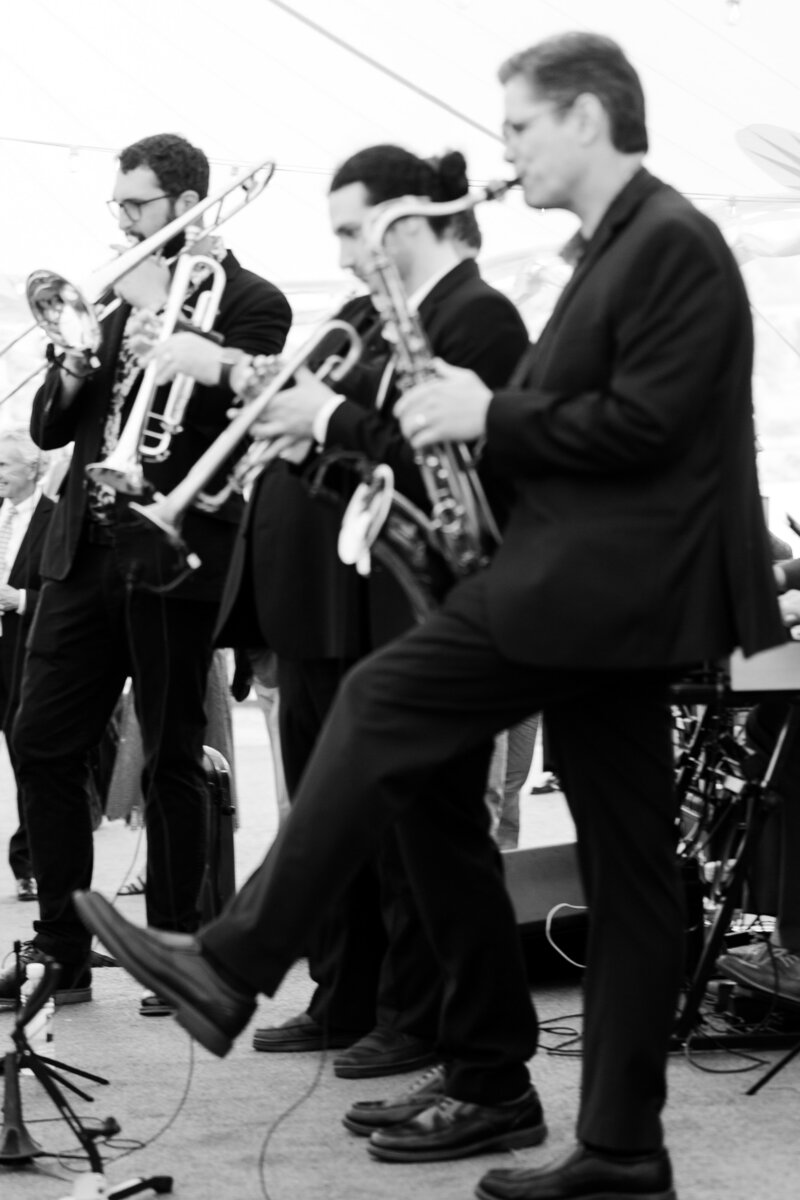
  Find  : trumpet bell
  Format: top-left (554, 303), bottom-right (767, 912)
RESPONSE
top-left (84, 459), bottom-right (145, 495)
top-left (113, 498), bottom-right (201, 593)
top-left (26, 269), bottom-right (102, 356)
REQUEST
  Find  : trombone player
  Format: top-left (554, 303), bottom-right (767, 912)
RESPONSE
top-left (0, 133), bottom-right (291, 1013)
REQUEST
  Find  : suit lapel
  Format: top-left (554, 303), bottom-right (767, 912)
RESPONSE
top-left (100, 300), bottom-right (131, 369)
top-left (535, 169), bottom-right (664, 351)
top-left (417, 259), bottom-right (477, 345)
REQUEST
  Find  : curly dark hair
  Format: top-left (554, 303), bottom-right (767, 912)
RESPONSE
top-left (329, 144), bottom-right (469, 236)
top-left (499, 32), bottom-right (648, 155)
top-left (118, 133), bottom-right (210, 199)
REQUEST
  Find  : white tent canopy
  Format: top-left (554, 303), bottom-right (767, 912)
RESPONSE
top-left (2, 0), bottom-right (799, 279)
top-left (1, 0), bottom-right (799, 503)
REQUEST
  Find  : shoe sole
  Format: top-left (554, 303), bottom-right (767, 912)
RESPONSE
top-left (252, 1035), bottom-right (356, 1052)
top-left (344, 1105), bottom-right (437, 1137)
top-left (55, 988), bottom-right (92, 1007)
top-left (334, 1050), bottom-right (439, 1080)
top-left (72, 895), bottom-right (233, 1058)
top-left (368, 1120), bottom-right (548, 1163)
top-left (473, 1186), bottom-right (676, 1200)
top-left (0, 988), bottom-right (91, 1011)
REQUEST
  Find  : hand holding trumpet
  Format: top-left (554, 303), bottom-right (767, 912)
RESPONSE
top-left (245, 365), bottom-right (334, 440)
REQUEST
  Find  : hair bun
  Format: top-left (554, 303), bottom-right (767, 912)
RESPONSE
top-left (433, 150), bottom-right (469, 200)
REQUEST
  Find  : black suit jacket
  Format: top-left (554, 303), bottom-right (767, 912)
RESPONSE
top-left (30, 251), bottom-right (292, 602)
top-left (0, 493), bottom-right (55, 728)
top-left (214, 295), bottom-right (384, 654)
top-left (215, 261), bottom-right (530, 656)
top-left (325, 258), bottom-right (528, 513)
top-left (483, 169), bottom-right (783, 667)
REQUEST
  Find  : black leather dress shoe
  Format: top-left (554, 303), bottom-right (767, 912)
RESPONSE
top-left (367, 1086), bottom-right (547, 1163)
top-left (334, 1026), bottom-right (437, 1078)
top-left (475, 1144), bottom-right (676, 1199)
top-left (344, 1065), bottom-right (447, 1135)
top-left (252, 1010), bottom-right (360, 1052)
top-left (0, 942), bottom-right (91, 1010)
top-left (72, 891), bottom-right (255, 1057)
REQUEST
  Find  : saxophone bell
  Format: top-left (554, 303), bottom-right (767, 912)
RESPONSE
top-left (338, 464), bottom-right (396, 575)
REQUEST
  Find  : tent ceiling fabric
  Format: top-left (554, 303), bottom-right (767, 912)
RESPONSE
top-left (1, 0), bottom-right (800, 288)
top-left (1, 0), bottom-right (799, 503)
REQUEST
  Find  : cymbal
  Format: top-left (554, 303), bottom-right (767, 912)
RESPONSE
top-left (736, 124), bottom-right (800, 189)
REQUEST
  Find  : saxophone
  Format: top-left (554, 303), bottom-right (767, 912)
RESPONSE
top-left (335, 179), bottom-right (517, 614)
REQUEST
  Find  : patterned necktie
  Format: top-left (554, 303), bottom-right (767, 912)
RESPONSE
top-left (0, 504), bottom-right (19, 578)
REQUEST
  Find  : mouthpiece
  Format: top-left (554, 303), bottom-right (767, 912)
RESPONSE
top-left (482, 177), bottom-right (520, 201)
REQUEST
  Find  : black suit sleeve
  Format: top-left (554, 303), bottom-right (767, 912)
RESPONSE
top-left (31, 363), bottom-right (96, 450)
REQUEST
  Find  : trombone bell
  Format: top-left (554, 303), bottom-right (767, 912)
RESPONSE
top-left (26, 270), bottom-right (102, 357)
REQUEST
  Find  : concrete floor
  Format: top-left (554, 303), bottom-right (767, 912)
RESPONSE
top-left (1, 702), bottom-right (799, 1200)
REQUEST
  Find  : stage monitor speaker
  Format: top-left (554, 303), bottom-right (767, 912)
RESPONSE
top-left (503, 842), bottom-right (585, 931)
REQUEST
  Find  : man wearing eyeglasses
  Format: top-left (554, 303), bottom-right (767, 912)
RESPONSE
top-left (0, 133), bottom-right (291, 1013)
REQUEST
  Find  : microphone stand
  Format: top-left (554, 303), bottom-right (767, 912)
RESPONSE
top-left (0, 953), bottom-right (172, 1198)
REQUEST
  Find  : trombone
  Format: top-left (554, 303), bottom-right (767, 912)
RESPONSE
top-left (0, 158), bottom-right (275, 407)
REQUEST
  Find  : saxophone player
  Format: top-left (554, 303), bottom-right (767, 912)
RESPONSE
top-left (0, 133), bottom-right (291, 1014)
top-left (140, 145), bottom-right (535, 1118)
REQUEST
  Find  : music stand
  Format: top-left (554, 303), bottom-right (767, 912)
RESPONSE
top-left (0, 954), bottom-right (172, 1198)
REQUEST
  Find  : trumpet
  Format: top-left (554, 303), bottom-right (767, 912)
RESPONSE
top-left (337, 178), bottom-right (517, 597)
top-left (84, 251), bottom-right (227, 494)
top-left (117, 320), bottom-right (362, 589)
top-left (0, 158), bottom-right (275, 408)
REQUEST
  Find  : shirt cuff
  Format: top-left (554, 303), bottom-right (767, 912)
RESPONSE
top-left (312, 395), bottom-right (346, 446)
top-left (16, 589), bottom-right (26, 615)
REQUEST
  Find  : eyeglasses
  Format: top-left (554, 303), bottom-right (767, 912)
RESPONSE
top-left (106, 194), bottom-right (171, 222)
top-left (501, 101), bottom-right (572, 142)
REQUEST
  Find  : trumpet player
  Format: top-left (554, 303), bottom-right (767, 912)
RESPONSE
top-left (142, 144), bottom-right (534, 1123)
top-left (0, 133), bottom-right (291, 1014)
top-left (145, 147), bottom-right (532, 1104)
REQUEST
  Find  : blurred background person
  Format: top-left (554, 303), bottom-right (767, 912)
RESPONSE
top-left (0, 428), bottom-right (54, 901)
